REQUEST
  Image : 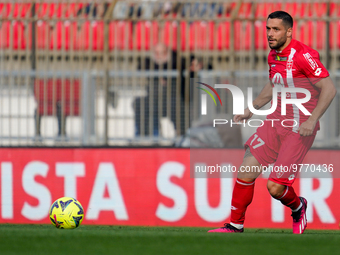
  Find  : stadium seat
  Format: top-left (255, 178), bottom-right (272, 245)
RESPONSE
top-left (0, 21), bottom-right (27, 50)
top-left (134, 20), bottom-right (186, 51)
top-left (13, 21), bottom-right (26, 50)
top-left (48, 21), bottom-right (103, 51)
top-left (329, 3), bottom-right (340, 49)
top-left (2, 2), bottom-right (338, 53)
top-left (254, 20), bottom-right (267, 50)
top-left (90, 21), bottom-right (104, 51)
top-left (0, 4), bottom-right (28, 49)
top-left (189, 21), bottom-right (215, 50)
top-left (329, 21), bottom-right (340, 50)
top-left (163, 21), bottom-right (179, 50)
top-left (109, 21), bottom-right (133, 50)
top-left (0, 21), bottom-right (10, 49)
top-left (298, 2), bottom-right (327, 50)
top-left (285, 2), bottom-right (298, 16)
top-left (298, 21), bottom-right (311, 47)
top-left (254, 3), bottom-right (270, 50)
top-left (135, 21), bottom-right (158, 50)
top-left (164, 21), bottom-right (188, 51)
top-left (234, 21), bottom-right (251, 50)
top-left (34, 79), bottom-right (80, 116)
top-left (49, 21), bottom-right (70, 50)
top-left (261, 2), bottom-right (283, 17)
top-left (0, 3), bottom-right (4, 16)
top-left (35, 21), bottom-right (48, 49)
top-left (35, 3), bottom-right (52, 18)
top-left (217, 21), bottom-right (254, 51)
top-left (300, 21), bottom-right (326, 50)
top-left (217, 22), bottom-right (230, 50)
top-left (1, 2), bottom-right (30, 18)
top-left (178, 21), bottom-right (187, 51)
top-left (47, 21), bottom-right (134, 51)
top-left (35, 2), bottom-right (82, 18)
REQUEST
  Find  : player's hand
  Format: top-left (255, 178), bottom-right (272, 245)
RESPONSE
top-left (298, 119), bottom-right (317, 136)
top-left (233, 108), bottom-right (253, 123)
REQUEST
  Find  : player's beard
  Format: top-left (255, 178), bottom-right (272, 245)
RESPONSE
top-left (268, 37), bottom-right (287, 50)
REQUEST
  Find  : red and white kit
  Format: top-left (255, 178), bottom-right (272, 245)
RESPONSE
top-left (246, 39), bottom-right (329, 185)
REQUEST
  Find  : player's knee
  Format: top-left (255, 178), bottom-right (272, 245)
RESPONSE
top-left (238, 177), bottom-right (256, 183)
top-left (236, 169), bottom-right (259, 181)
top-left (267, 180), bottom-right (285, 198)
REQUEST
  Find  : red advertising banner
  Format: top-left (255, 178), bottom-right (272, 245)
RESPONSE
top-left (0, 148), bottom-right (339, 229)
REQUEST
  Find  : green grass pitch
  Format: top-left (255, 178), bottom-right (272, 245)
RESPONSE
top-left (0, 225), bottom-right (339, 255)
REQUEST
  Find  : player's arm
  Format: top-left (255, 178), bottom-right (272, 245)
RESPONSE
top-left (298, 76), bottom-right (337, 136)
top-left (234, 81), bottom-right (273, 122)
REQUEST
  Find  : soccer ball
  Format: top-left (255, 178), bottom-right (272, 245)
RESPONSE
top-left (49, 197), bottom-right (84, 229)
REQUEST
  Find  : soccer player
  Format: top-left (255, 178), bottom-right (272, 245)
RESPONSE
top-left (208, 11), bottom-right (337, 234)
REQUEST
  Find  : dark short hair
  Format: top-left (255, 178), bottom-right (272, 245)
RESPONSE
top-left (267, 11), bottom-right (293, 28)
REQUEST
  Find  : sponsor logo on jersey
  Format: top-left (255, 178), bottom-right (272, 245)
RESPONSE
top-left (275, 55), bottom-right (287, 61)
top-left (303, 52), bottom-right (318, 70)
top-left (271, 64), bottom-right (276, 67)
top-left (315, 67), bottom-right (322, 76)
top-left (288, 174), bottom-right (295, 181)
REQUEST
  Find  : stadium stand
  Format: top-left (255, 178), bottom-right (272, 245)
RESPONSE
top-left (0, 1), bottom-right (340, 146)
top-left (0, 2), bottom-right (339, 52)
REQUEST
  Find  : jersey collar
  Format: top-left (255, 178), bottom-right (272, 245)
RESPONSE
top-left (275, 39), bottom-right (295, 61)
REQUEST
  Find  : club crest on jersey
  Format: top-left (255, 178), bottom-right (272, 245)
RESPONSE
top-left (286, 60), bottom-right (293, 70)
top-left (276, 166), bottom-right (285, 178)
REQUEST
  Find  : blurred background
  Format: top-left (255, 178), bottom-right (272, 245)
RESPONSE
top-left (1, 0), bottom-right (340, 147)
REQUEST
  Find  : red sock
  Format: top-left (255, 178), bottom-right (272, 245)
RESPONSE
top-left (230, 178), bottom-right (255, 225)
top-left (275, 186), bottom-right (301, 210)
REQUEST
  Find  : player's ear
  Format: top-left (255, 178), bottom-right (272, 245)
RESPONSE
top-left (286, 27), bottom-right (292, 38)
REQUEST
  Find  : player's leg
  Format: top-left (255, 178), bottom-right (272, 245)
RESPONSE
top-left (268, 131), bottom-right (315, 234)
top-left (208, 147), bottom-right (262, 233)
top-left (267, 179), bottom-right (307, 234)
top-left (208, 121), bottom-right (279, 233)
top-left (229, 147), bottom-right (262, 229)
top-left (267, 181), bottom-right (301, 210)
top-left (228, 120), bottom-right (280, 230)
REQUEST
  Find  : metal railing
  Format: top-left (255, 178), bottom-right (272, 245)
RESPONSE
top-left (0, 0), bottom-right (340, 147)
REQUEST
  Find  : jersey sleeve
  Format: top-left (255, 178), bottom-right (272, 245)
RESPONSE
top-left (297, 51), bottom-right (329, 85)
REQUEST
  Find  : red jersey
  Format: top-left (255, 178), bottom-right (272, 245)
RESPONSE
top-left (267, 39), bottom-right (329, 133)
